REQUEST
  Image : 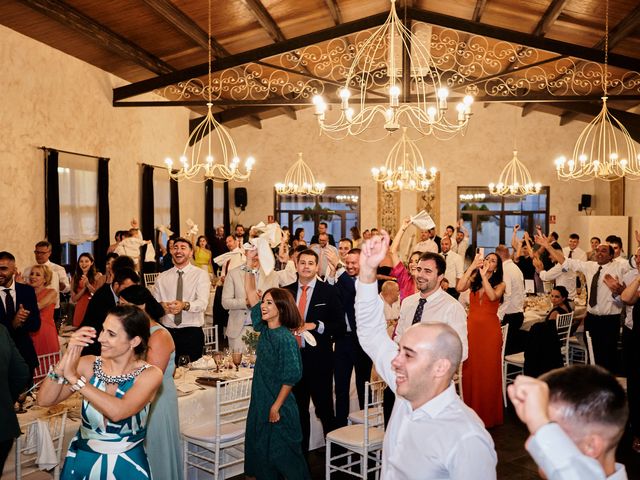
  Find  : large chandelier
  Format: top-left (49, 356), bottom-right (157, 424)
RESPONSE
top-left (489, 150), bottom-right (541, 196)
top-left (275, 153), bottom-right (326, 195)
top-left (554, 0), bottom-right (640, 181)
top-left (372, 127), bottom-right (437, 191)
top-left (312, 0), bottom-right (473, 141)
top-left (164, 0), bottom-right (255, 183)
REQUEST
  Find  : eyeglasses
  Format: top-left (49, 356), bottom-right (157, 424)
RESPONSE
top-left (34, 250), bottom-right (51, 255)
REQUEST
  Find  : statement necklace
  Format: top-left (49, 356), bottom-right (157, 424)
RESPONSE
top-left (94, 357), bottom-right (148, 384)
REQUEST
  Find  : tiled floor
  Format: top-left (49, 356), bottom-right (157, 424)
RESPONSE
top-left (234, 407), bottom-right (640, 479)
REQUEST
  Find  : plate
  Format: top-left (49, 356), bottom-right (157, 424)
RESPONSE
top-left (195, 376), bottom-right (227, 387)
top-left (177, 390), bottom-right (194, 397)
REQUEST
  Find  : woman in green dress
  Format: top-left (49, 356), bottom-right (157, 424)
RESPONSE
top-left (243, 249), bottom-right (310, 479)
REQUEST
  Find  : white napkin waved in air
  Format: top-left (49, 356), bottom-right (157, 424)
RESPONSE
top-left (185, 218), bottom-right (199, 237)
top-left (157, 224), bottom-right (174, 237)
top-left (410, 210), bottom-right (436, 231)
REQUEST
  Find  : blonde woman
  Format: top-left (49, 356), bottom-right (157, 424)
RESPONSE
top-left (28, 264), bottom-right (59, 355)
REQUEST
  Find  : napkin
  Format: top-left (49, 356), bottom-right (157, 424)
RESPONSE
top-left (248, 222), bottom-right (284, 276)
top-left (23, 419), bottom-right (58, 470)
top-left (176, 383), bottom-right (202, 394)
top-left (410, 210), bottom-right (436, 230)
top-left (190, 357), bottom-right (216, 370)
top-left (186, 218), bottom-right (199, 237)
top-left (157, 224), bottom-right (174, 237)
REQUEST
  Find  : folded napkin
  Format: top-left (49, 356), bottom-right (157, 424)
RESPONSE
top-left (23, 419), bottom-right (58, 470)
top-left (176, 383), bottom-right (202, 394)
top-left (249, 222), bottom-right (284, 276)
top-left (190, 357), bottom-right (216, 370)
top-left (157, 224), bottom-right (174, 237)
top-left (410, 210), bottom-right (436, 230)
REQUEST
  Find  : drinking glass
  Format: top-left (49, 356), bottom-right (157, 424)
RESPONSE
top-left (177, 355), bottom-right (190, 384)
top-left (213, 351), bottom-right (225, 373)
top-left (232, 350), bottom-right (243, 372)
top-left (203, 346), bottom-right (214, 375)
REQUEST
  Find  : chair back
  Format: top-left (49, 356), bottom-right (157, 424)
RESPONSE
top-left (203, 325), bottom-right (219, 351)
top-left (586, 331), bottom-right (595, 366)
top-left (363, 380), bottom-right (385, 445)
top-left (500, 324), bottom-right (509, 362)
top-left (144, 272), bottom-right (159, 287)
top-left (34, 351), bottom-right (62, 383)
top-left (555, 312), bottom-right (574, 364)
top-left (15, 409), bottom-right (68, 480)
top-left (215, 376), bottom-right (253, 439)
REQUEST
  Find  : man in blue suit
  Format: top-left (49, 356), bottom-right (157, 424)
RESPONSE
top-left (0, 251), bottom-right (40, 375)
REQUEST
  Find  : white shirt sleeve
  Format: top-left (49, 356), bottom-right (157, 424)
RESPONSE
top-left (447, 433), bottom-right (497, 480)
top-left (526, 423), bottom-right (610, 480)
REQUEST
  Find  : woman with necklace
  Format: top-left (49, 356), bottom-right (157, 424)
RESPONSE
top-left (242, 249), bottom-right (310, 479)
top-left (38, 305), bottom-right (162, 479)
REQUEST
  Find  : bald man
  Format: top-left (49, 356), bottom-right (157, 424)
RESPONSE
top-left (355, 231), bottom-right (497, 479)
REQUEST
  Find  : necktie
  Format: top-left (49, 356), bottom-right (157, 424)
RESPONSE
top-left (569, 250), bottom-right (573, 258)
top-left (296, 286), bottom-right (309, 347)
top-left (589, 266), bottom-right (601, 308)
top-left (175, 270), bottom-right (184, 325)
top-left (412, 298), bottom-right (427, 325)
top-left (4, 289), bottom-right (15, 320)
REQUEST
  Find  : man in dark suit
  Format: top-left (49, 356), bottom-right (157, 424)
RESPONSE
top-left (285, 249), bottom-right (345, 452)
top-left (80, 267), bottom-right (139, 356)
top-left (0, 324), bottom-right (30, 474)
top-left (310, 221), bottom-right (336, 247)
top-left (327, 247), bottom-right (373, 427)
top-left (0, 251), bottom-right (40, 373)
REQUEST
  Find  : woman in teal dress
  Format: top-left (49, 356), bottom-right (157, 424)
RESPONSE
top-left (119, 285), bottom-right (183, 480)
top-left (243, 249), bottom-right (310, 479)
top-left (38, 305), bottom-right (163, 479)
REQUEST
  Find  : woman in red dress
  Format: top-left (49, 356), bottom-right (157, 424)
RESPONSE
top-left (457, 251), bottom-right (505, 428)
top-left (71, 253), bottom-right (102, 327)
top-left (28, 264), bottom-right (60, 355)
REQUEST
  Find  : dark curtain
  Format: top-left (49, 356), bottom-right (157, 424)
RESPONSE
top-left (94, 158), bottom-right (110, 269)
top-left (223, 181), bottom-right (230, 235)
top-left (44, 149), bottom-right (61, 263)
top-left (205, 179), bottom-right (214, 241)
top-left (141, 165), bottom-right (155, 241)
top-left (170, 177), bottom-right (180, 237)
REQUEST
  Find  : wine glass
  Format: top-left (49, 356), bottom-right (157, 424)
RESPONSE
top-left (177, 355), bottom-right (190, 384)
top-left (203, 346), bottom-right (214, 375)
top-left (232, 350), bottom-right (243, 372)
top-left (213, 351), bottom-right (224, 373)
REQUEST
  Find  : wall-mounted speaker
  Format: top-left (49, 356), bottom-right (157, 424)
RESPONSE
top-left (579, 194), bottom-right (592, 211)
top-left (234, 187), bottom-right (248, 210)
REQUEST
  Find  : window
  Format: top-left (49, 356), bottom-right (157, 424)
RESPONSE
top-left (58, 153), bottom-right (98, 266)
top-left (275, 187), bottom-right (361, 242)
top-left (457, 186), bottom-right (549, 254)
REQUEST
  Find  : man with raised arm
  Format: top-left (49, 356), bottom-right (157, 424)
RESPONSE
top-left (355, 231), bottom-right (497, 479)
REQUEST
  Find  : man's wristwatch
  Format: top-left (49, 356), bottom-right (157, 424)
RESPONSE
top-left (183, 302), bottom-right (191, 311)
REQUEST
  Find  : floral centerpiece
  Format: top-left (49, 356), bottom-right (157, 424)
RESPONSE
top-left (242, 330), bottom-right (260, 353)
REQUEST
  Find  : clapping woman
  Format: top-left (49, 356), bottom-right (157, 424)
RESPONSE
top-left (242, 250), bottom-right (310, 479)
top-left (71, 253), bottom-right (103, 326)
top-left (37, 306), bottom-right (162, 478)
top-left (457, 252), bottom-right (506, 428)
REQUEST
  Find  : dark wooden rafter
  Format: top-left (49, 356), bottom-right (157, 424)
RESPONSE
top-left (521, 102), bottom-right (538, 117)
top-left (238, 0), bottom-right (285, 43)
top-left (141, 0), bottom-right (228, 56)
top-left (323, 0), bottom-right (343, 26)
top-left (18, 0), bottom-right (174, 75)
top-left (281, 106), bottom-right (297, 120)
top-left (472, 0), bottom-right (488, 23)
top-left (533, 0), bottom-right (571, 37)
top-left (559, 111), bottom-right (580, 125)
top-left (593, 3), bottom-right (640, 51)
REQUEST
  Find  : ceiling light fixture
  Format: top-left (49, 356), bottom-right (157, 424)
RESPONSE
top-left (275, 152), bottom-right (326, 196)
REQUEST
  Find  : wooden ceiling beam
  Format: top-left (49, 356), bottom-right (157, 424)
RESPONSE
top-left (521, 103), bottom-right (539, 117)
top-left (142, 0), bottom-right (229, 57)
top-left (238, 0), bottom-right (285, 42)
top-left (18, 0), bottom-right (174, 75)
top-left (593, 4), bottom-right (640, 51)
top-left (559, 111), bottom-right (580, 126)
top-left (533, 0), bottom-right (570, 37)
top-left (281, 106), bottom-right (297, 120)
top-left (472, 0), bottom-right (488, 23)
top-left (324, 0), bottom-right (343, 25)
top-left (243, 115), bottom-right (263, 129)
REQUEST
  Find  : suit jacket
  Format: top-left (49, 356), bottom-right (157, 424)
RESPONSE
top-left (285, 279), bottom-right (345, 356)
top-left (0, 282), bottom-right (40, 369)
top-left (310, 234), bottom-right (336, 247)
top-left (80, 283), bottom-right (117, 356)
top-left (335, 271), bottom-right (356, 332)
top-left (0, 324), bottom-right (30, 441)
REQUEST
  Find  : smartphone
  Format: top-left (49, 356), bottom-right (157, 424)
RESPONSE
top-left (477, 247), bottom-right (485, 257)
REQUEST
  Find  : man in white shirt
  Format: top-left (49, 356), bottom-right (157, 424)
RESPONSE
top-left (451, 222), bottom-right (470, 257)
top-left (413, 229), bottom-right (438, 254)
top-left (115, 228), bottom-right (151, 272)
top-left (154, 237), bottom-right (211, 362)
top-left (542, 237), bottom-right (626, 373)
top-left (496, 245), bottom-right (525, 354)
top-left (395, 251), bottom-right (468, 361)
top-left (440, 236), bottom-right (464, 288)
top-left (356, 232), bottom-right (497, 479)
top-left (535, 243), bottom-right (578, 301)
top-left (563, 233), bottom-right (587, 261)
top-left (311, 232), bottom-right (339, 278)
top-left (380, 280), bottom-right (400, 324)
top-left (607, 235), bottom-right (633, 275)
top-left (508, 366), bottom-right (628, 479)
top-left (23, 241), bottom-right (70, 317)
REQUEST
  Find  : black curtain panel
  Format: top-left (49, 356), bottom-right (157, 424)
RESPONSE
top-left (141, 165), bottom-right (155, 241)
top-left (44, 149), bottom-right (62, 263)
top-left (223, 181), bottom-right (230, 235)
top-left (170, 176), bottom-right (180, 237)
top-left (94, 157), bottom-right (110, 269)
top-left (205, 179), bottom-right (214, 242)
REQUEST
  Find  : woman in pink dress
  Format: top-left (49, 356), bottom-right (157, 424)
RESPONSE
top-left (28, 264), bottom-right (60, 355)
top-left (457, 252), bottom-right (506, 428)
top-left (71, 253), bottom-right (102, 327)
top-left (389, 218), bottom-right (421, 301)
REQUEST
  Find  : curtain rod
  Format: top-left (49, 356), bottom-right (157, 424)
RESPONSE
top-left (39, 146), bottom-right (109, 161)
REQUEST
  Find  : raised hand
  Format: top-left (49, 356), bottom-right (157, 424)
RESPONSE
top-left (507, 375), bottom-right (551, 435)
top-left (603, 273), bottom-right (624, 296)
top-left (360, 230), bottom-right (390, 283)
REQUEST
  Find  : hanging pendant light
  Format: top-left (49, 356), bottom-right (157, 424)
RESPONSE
top-left (275, 153), bottom-right (326, 196)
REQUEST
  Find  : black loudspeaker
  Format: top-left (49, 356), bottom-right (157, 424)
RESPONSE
top-left (234, 187), bottom-right (248, 210)
top-left (581, 194), bottom-right (592, 208)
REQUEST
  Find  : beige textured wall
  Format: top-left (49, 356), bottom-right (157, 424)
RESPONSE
top-left (0, 25), bottom-right (203, 269)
